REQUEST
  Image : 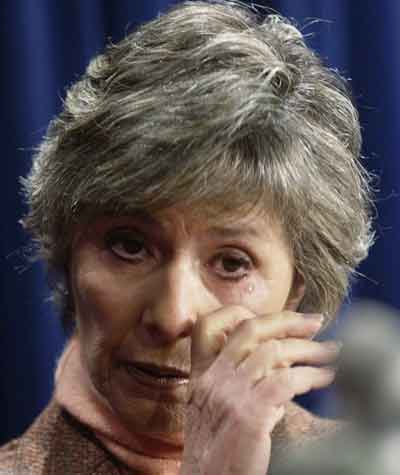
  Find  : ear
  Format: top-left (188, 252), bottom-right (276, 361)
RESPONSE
top-left (285, 270), bottom-right (306, 312)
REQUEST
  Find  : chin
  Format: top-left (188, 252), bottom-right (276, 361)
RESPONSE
top-left (105, 368), bottom-right (187, 437)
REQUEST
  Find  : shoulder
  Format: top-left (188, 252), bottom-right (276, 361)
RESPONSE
top-left (0, 399), bottom-right (122, 475)
top-left (267, 402), bottom-right (346, 475)
top-left (270, 402), bottom-right (344, 460)
top-left (281, 402), bottom-right (343, 442)
top-left (0, 401), bottom-right (60, 475)
top-left (0, 437), bottom-right (20, 474)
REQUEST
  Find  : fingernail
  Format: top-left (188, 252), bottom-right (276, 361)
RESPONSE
top-left (324, 365), bottom-right (339, 374)
top-left (323, 341), bottom-right (343, 353)
top-left (321, 313), bottom-right (330, 329)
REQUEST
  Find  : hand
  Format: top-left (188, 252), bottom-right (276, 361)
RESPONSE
top-left (180, 307), bottom-right (339, 475)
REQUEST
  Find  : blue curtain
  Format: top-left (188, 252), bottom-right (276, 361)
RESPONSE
top-left (1, 0), bottom-right (399, 445)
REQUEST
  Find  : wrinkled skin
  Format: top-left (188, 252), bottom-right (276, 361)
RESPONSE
top-left (180, 308), bottom-right (336, 475)
top-left (69, 206), bottom-right (339, 474)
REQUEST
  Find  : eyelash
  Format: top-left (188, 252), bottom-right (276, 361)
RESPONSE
top-left (104, 229), bottom-right (253, 281)
top-left (210, 252), bottom-right (252, 281)
top-left (105, 229), bottom-right (151, 262)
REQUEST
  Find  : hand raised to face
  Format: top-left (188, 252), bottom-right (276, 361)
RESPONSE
top-left (181, 307), bottom-right (339, 475)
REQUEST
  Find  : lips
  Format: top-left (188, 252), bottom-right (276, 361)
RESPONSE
top-left (122, 361), bottom-right (190, 389)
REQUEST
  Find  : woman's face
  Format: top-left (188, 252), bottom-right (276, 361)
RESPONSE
top-left (70, 206), bottom-right (305, 437)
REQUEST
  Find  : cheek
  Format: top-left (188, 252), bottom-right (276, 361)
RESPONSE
top-left (217, 277), bottom-right (274, 314)
top-left (73, 255), bottom-right (141, 341)
top-left (252, 278), bottom-right (292, 313)
top-left (215, 266), bottom-right (294, 315)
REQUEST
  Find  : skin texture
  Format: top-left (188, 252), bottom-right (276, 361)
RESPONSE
top-left (181, 309), bottom-right (336, 474)
top-left (69, 206), bottom-right (339, 473)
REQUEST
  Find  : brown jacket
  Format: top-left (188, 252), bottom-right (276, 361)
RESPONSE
top-left (0, 399), bottom-right (341, 475)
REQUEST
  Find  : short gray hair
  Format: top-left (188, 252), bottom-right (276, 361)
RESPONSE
top-left (21, 0), bottom-right (374, 325)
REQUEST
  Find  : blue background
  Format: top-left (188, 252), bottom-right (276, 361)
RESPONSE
top-left (1, 0), bottom-right (399, 445)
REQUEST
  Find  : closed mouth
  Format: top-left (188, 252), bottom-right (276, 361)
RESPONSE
top-left (122, 361), bottom-right (189, 388)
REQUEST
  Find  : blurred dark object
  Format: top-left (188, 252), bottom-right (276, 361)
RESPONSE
top-left (277, 300), bottom-right (400, 475)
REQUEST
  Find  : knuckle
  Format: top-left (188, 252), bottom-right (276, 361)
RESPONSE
top-left (280, 310), bottom-right (297, 321)
top-left (278, 367), bottom-right (294, 388)
top-left (256, 368), bottom-right (296, 404)
top-left (265, 338), bottom-right (283, 360)
top-left (275, 369), bottom-right (296, 400)
top-left (229, 304), bottom-right (253, 319)
top-left (227, 305), bottom-right (254, 323)
top-left (239, 318), bottom-right (258, 339)
top-left (191, 321), bottom-right (206, 350)
top-left (194, 320), bottom-right (220, 353)
top-left (195, 315), bottom-right (210, 337)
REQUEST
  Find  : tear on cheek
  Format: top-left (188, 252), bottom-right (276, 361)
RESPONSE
top-left (242, 280), bottom-right (275, 314)
top-left (218, 279), bottom-right (270, 310)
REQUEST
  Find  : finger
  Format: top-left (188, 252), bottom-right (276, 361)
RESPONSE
top-left (236, 338), bottom-right (341, 381)
top-left (191, 305), bottom-right (256, 374)
top-left (255, 366), bottom-right (336, 405)
top-left (191, 307), bottom-right (323, 375)
top-left (221, 312), bottom-right (324, 366)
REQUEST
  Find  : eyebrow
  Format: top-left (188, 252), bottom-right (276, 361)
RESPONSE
top-left (129, 211), bottom-right (268, 241)
top-left (131, 210), bottom-right (159, 226)
top-left (207, 225), bottom-right (266, 240)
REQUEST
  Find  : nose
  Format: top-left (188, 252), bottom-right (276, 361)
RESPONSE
top-left (140, 256), bottom-right (217, 345)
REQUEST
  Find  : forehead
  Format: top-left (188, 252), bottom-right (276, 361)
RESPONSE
top-left (110, 205), bottom-right (286, 244)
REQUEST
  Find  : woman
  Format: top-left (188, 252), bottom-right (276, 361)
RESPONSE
top-left (0, 1), bottom-right (373, 474)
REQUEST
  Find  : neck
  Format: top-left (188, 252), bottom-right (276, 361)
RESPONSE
top-left (55, 337), bottom-right (183, 474)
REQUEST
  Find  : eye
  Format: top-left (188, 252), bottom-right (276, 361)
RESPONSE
top-left (105, 228), bottom-right (150, 262)
top-left (212, 250), bottom-right (252, 281)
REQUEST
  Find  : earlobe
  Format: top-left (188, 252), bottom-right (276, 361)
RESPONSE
top-left (285, 270), bottom-right (306, 311)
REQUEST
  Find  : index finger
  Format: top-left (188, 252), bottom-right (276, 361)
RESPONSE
top-left (191, 306), bottom-right (323, 376)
